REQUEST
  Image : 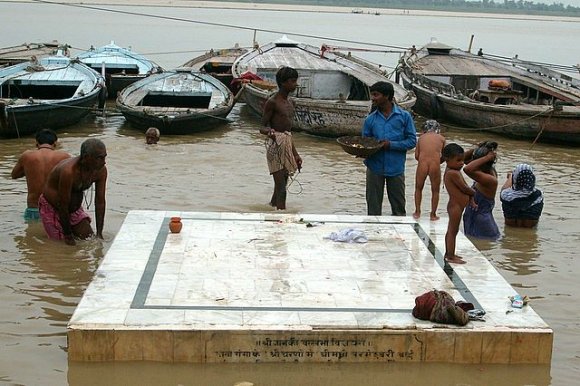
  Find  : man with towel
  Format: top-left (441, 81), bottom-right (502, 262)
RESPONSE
top-left (260, 66), bottom-right (302, 210)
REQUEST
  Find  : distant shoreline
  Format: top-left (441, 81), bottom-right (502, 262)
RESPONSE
top-left (12, 0), bottom-right (580, 23)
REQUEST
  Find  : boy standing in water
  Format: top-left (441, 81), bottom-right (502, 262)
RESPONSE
top-left (413, 120), bottom-right (445, 220)
top-left (260, 66), bottom-right (302, 210)
top-left (442, 143), bottom-right (475, 264)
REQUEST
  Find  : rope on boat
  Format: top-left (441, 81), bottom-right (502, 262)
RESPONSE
top-left (13, 102), bottom-right (98, 111)
top-left (529, 109), bottom-right (554, 149)
top-left (480, 52), bottom-right (580, 74)
top-left (324, 45), bottom-right (405, 55)
top-left (12, 109), bottom-right (20, 138)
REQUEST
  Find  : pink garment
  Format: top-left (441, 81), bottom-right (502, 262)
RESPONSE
top-left (38, 194), bottom-right (91, 240)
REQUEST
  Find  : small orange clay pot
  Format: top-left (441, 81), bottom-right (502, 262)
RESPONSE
top-left (169, 217), bottom-right (183, 233)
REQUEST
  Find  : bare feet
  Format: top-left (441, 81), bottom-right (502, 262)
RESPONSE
top-left (430, 212), bottom-right (440, 221)
top-left (444, 255), bottom-right (466, 264)
top-left (413, 211), bottom-right (420, 219)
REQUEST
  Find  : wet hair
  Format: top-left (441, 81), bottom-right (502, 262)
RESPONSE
top-left (145, 127), bottom-right (160, 137)
top-left (369, 81), bottom-right (394, 100)
top-left (275, 66), bottom-right (298, 87)
top-left (472, 141), bottom-right (498, 172)
top-left (442, 143), bottom-right (464, 159)
top-left (423, 119), bottom-right (440, 133)
top-left (80, 138), bottom-right (105, 158)
top-left (35, 129), bottom-right (57, 145)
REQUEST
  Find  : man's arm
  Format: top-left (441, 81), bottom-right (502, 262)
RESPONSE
top-left (94, 167), bottom-right (108, 239)
top-left (260, 98), bottom-right (275, 137)
top-left (389, 112), bottom-right (417, 151)
top-left (361, 115), bottom-right (373, 138)
top-left (11, 153), bottom-right (27, 179)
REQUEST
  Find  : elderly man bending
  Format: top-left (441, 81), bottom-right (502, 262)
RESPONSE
top-left (39, 138), bottom-right (108, 245)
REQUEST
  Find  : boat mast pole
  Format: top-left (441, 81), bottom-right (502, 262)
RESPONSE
top-left (467, 34), bottom-right (474, 53)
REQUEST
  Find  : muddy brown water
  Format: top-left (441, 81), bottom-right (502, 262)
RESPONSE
top-left (1, 103), bottom-right (579, 385)
top-left (1, 2), bottom-right (580, 385)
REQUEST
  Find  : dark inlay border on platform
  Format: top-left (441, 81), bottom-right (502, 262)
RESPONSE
top-left (131, 216), bottom-right (482, 311)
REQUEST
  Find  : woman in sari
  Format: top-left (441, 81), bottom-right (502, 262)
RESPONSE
top-left (462, 141), bottom-right (500, 240)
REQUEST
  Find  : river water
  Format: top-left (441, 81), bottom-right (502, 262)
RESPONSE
top-left (1, 2), bottom-right (580, 385)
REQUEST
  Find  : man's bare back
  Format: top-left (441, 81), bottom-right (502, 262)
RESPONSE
top-left (43, 157), bottom-right (89, 213)
top-left (11, 146), bottom-right (70, 208)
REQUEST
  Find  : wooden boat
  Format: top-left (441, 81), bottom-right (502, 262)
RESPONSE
top-left (116, 69), bottom-right (234, 134)
top-left (0, 53), bottom-right (104, 138)
top-left (77, 41), bottom-right (160, 98)
top-left (231, 36), bottom-right (416, 137)
top-left (181, 45), bottom-right (249, 92)
top-left (397, 40), bottom-right (580, 146)
top-left (0, 41), bottom-right (63, 68)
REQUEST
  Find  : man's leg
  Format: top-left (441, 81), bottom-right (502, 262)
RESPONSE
top-left (386, 174), bottom-right (406, 216)
top-left (366, 168), bottom-right (385, 216)
top-left (271, 169), bottom-right (288, 210)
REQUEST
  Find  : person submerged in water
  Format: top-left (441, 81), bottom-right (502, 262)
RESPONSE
top-left (500, 163), bottom-right (544, 228)
top-left (145, 127), bottom-right (160, 145)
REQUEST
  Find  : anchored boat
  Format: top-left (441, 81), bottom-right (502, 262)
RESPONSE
top-left (116, 69), bottom-right (234, 134)
top-left (77, 41), bottom-right (160, 98)
top-left (232, 36), bottom-right (416, 137)
top-left (397, 40), bottom-right (580, 146)
top-left (0, 53), bottom-right (104, 138)
top-left (0, 41), bottom-right (64, 68)
top-left (181, 45), bottom-right (249, 92)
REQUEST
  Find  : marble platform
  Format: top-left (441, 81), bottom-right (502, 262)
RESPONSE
top-left (68, 211), bottom-right (552, 363)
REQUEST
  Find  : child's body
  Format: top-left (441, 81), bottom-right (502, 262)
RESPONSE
top-left (413, 120), bottom-right (445, 220)
top-left (442, 143), bottom-right (476, 264)
top-left (260, 66), bottom-right (302, 210)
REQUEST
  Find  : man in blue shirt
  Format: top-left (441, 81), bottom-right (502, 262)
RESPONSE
top-left (362, 82), bottom-right (417, 216)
